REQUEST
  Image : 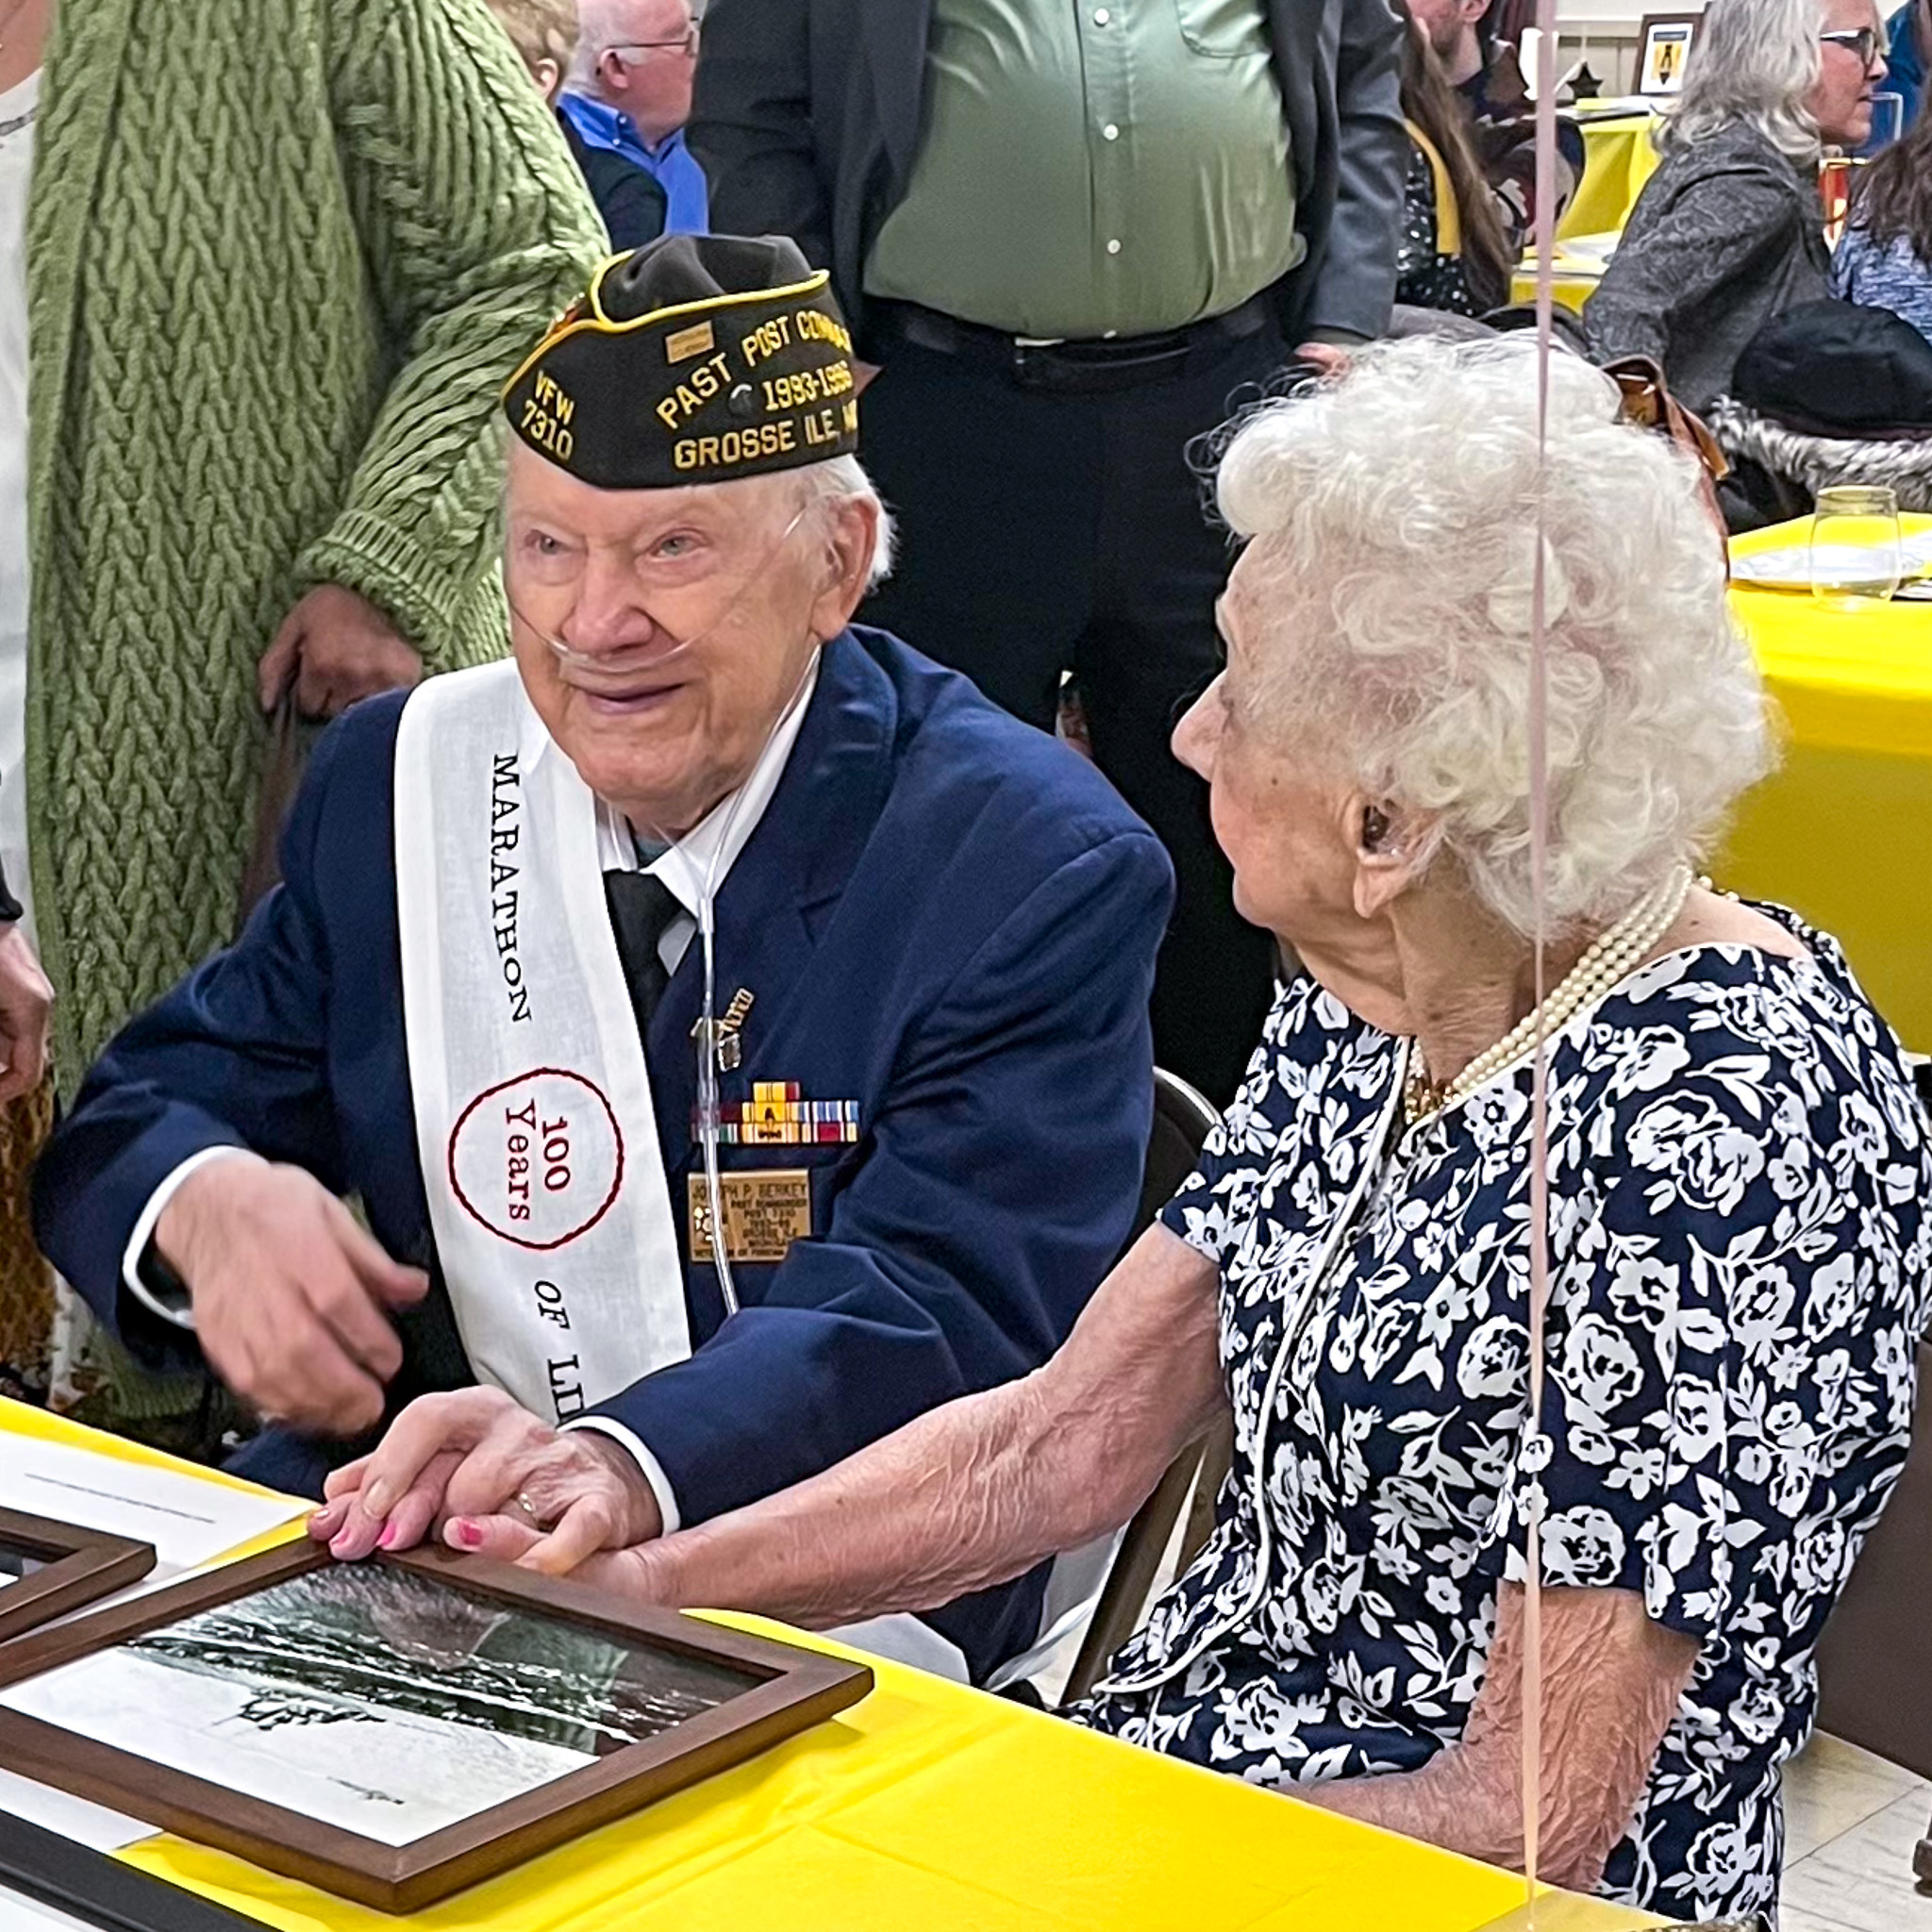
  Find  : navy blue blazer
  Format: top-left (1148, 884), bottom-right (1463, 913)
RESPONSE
top-left (34, 629), bottom-right (1173, 1682)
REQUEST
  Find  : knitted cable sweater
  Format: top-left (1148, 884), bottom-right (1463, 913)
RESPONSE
top-left (25, 0), bottom-right (607, 1090)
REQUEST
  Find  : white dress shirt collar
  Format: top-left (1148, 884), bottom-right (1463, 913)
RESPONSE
top-left (595, 657), bottom-right (820, 937)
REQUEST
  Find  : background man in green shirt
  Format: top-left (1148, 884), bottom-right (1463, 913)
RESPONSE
top-left (691, 0), bottom-right (1406, 1104)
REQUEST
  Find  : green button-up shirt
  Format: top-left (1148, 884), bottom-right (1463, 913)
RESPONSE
top-left (864, 0), bottom-right (1304, 340)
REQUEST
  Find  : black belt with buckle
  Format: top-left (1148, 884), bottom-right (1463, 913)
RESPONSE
top-left (871, 295), bottom-right (1274, 395)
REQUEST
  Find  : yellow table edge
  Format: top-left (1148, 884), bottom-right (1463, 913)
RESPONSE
top-left (1729, 516), bottom-right (1932, 762)
top-left (3, 1405), bottom-right (1662, 1930)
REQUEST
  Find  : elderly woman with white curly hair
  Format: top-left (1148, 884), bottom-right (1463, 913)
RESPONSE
top-left (341, 340), bottom-right (1932, 1925)
top-left (1585, 0), bottom-right (1888, 410)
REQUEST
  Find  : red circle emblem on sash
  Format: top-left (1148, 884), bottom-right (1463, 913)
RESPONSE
top-left (448, 1068), bottom-right (625, 1251)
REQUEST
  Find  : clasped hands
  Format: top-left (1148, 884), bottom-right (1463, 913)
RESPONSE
top-left (308, 1385), bottom-right (665, 1579)
top-left (158, 1157), bottom-right (665, 1582)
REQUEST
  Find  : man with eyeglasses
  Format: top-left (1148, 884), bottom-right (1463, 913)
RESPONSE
top-left (558, 0), bottom-right (708, 243)
top-left (34, 235), bottom-right (1172, 1690)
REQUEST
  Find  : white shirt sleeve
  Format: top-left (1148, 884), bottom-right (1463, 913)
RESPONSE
top-left (120, 1146), bottom-right (258, 1331)
top-left (559, 1415), bottom-right (682, 1537)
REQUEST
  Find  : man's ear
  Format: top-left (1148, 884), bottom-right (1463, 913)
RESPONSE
top-left (808, 497), bottom-right (879, 643)
top-left (597, 46), bottom-right (631, 96)
top-left (1347, 793), bottom-right (1431, 921)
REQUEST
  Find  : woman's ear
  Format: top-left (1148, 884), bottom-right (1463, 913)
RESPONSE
top-left (1348, 795), bottom-right (1429, 920)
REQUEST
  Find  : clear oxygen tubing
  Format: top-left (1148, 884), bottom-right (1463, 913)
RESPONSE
top-left (508, 502), bottom-right (819, 1325)
top-left (1520, 11), bottom-right (1561, 1920)
top-left (675, 647), bottom-right (819, 1322)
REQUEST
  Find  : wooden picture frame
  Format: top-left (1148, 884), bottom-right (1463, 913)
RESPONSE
top-left (0, 1507), bottom-right (155, 1646)
top-left (0, 1809), bottom-right (275, 1931)
top-left (0, 1541), bottom-right (872, 1914)
top-left (1637, 12), bottom-right (1702, 95)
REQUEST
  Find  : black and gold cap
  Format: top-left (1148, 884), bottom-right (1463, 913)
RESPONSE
top-left (503, 233), bottom-right (860, 491)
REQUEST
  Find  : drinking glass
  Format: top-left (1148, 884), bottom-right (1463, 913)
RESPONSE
top-left (1809, 484), bottom-right (1902, 610)
top-left (1868, 92), bottom-right (1906, 152)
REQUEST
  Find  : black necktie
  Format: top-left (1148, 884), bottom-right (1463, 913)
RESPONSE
top-left (604, 871), bottom-right (685, 1029)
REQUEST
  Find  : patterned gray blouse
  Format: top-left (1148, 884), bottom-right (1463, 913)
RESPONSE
top-left (1075, 908), bottom-right (1930, 1924)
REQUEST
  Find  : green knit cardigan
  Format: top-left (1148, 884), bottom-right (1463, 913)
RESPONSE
top-left (26, 0), bottom-right (607, 1090)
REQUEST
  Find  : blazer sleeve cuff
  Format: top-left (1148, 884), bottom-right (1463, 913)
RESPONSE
top-left (121, 1146), bottom-right (258, 1331)
top-left (559, 1415), bottom-right (683, 1536)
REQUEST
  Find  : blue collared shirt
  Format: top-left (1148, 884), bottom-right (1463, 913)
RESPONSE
top-left (558, 92), bottom-right (708, 235)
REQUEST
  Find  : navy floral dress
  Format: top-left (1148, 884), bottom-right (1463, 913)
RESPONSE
top-left (1077, 908), bottom-right (1931, 1925)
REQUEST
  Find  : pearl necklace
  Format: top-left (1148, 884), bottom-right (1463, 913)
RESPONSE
top-left (1404, 864), bottom-right (1694, 1124)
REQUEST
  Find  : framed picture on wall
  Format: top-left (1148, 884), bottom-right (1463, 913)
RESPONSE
top-left (0, 1541), bottom-right (872, 1913)
top-left (1637, 12), bottom-right (1703, 94)
top-left (0, 1507), bottom-right (154, 1647)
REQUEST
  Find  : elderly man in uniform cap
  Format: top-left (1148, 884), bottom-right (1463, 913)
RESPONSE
top-left (34, 236), bottom-right (1173, 1686)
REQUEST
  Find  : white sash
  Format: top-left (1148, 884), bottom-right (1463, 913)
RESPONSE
top-left (392, 661), bottom-right (1077, 1688)
top-left (393, 661), bottom-right (690, 1423)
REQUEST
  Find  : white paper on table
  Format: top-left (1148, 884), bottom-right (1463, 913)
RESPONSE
top-left (0, 1768), bottom-right (153, 1853)
top-left (1730, 529), bottom-right (1932, 588)
top-left (0, 1885), bottom-right (112, 1931)
top-left (0, 1433), bottom-right (306, 1594)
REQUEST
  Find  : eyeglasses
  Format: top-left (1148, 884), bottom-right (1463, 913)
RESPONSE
top-left (1820, 26), bottom-right (1880, 64)
top-left (607, 25), bottom-right (701, 60)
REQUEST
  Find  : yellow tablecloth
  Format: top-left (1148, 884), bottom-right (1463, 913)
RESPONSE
top-left (0, 1402), bottom-right (1657, 1932)
top-left (1508, 237), bottom-right (1616, 314)
top-left (1725, 519), bottom-right (1932, 1051)
top-left (1507, 111), bottom-right (1663, 310)
top-left (1559, 113), bottom-right (1662, 242)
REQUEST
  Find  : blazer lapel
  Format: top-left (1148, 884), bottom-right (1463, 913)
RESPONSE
top-left (647, 631), bottom-right (898, 1169)
top-left (864, 0), bottom-right (936, 189)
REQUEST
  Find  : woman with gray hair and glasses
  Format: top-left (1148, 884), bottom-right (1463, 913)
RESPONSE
top-left (350, 340), bottom-right (1932, 1926)
top-left (1586, 0), bottom-right (1889, 409)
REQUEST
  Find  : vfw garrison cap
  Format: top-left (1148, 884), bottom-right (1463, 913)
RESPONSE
top-left (503, 233), bottom-right (860, 490)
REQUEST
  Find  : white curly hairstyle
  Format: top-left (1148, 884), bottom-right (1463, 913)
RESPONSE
top-left (1215, 338), bottom-right (1774, 939)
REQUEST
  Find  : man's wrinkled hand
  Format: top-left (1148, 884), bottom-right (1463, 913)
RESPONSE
top-left (308, 1387), bottom-right (664, 1575)
top-left (157, 1155), bottom-right (427, 1436)
top-left (0, 921), bottom-right (53, 1103)
top-left (258, 585), bottom-right (424, 719)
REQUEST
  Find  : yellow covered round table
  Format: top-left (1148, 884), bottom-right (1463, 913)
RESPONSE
top-left (1559, 112), bottom-right (1662, 242)
top-left (1724, 520), bottom-right (1932, 1053)
top-left (0, 1401), bottom-right (1661, 1931)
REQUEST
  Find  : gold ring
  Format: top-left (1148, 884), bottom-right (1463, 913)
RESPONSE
top-left (514, 1491), bottom-right (544, 1525)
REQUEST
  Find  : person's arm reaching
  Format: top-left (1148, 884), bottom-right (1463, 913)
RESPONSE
top-left (31, 701), bottom-right (426, 1434)
top-left (323, 1223), bottom-right (1229, 1608)
top-left (1307, 1583), bottom-right (1698, 1891)
top-left (319, 818), bottom-right (1178, 1563)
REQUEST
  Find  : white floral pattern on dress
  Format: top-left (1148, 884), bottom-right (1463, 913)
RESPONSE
top-left (1075, 908), bottom-right (1931, 1927)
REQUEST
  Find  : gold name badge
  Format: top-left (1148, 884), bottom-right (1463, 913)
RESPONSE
top-left (687, 1170), bottom-right (812, 1264)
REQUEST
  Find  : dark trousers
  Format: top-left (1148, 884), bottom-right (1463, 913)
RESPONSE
top-left (859, 325), bottom-right (1282, 1105)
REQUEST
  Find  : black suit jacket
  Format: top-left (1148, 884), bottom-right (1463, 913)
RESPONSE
top-left (688, 0), bottom-right (1407, 348)
top-left (558, 108), bottom-right (667, 253)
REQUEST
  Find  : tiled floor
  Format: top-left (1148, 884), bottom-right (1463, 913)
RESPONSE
top-left (1781, 1732), bottom-right (1932, 1931)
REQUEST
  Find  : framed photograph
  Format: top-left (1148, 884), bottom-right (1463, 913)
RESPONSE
top-left (0, 1507), bottom-right (155, 1647)
top-left (1637, 12), bottom-right (1702, 94)
top-left (0, 1541), bottom-right (872, 1914)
